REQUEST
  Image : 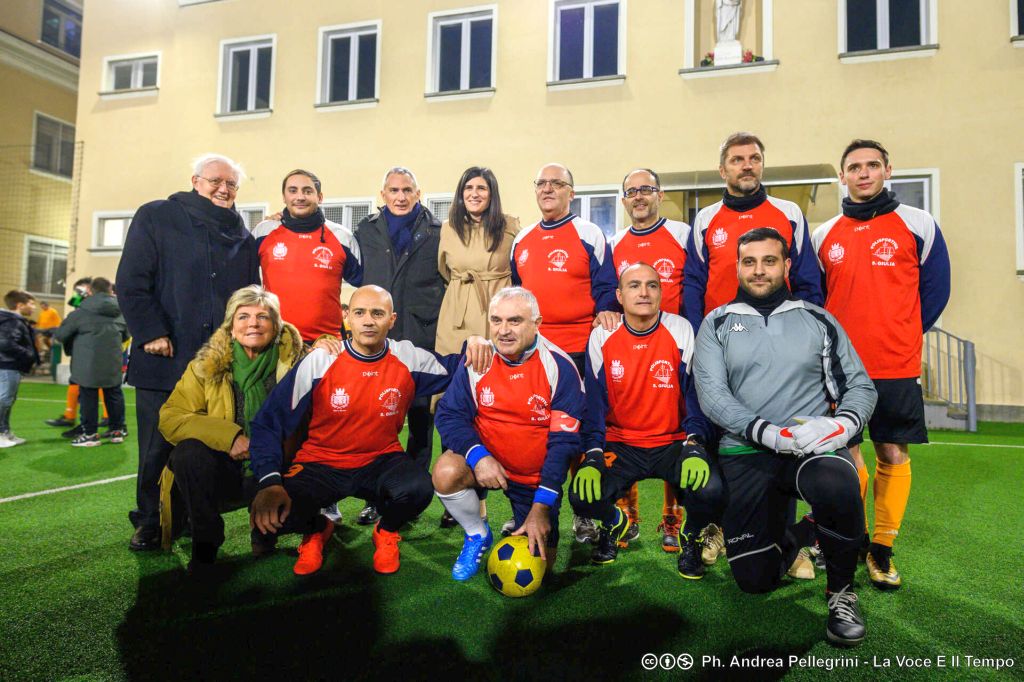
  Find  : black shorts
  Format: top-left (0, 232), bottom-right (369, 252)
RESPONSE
top-left (602, 442), bottom-right (686, 500)
top-left (505, 480), bottom-right (561, 547)
top-left (850, 377), bottom-right (928, 446)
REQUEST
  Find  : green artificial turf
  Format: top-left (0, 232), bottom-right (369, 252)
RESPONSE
top-left (1, 382), bottom-right (1022, 680)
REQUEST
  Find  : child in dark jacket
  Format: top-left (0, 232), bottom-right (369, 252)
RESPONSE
top-left (0, 290), bottom-right (40, 447)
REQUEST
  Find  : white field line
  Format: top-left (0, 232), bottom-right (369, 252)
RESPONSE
top-left (926, 441), bottom-right (1024, 449)
top-left (0, 474), bottom-right (136, 504)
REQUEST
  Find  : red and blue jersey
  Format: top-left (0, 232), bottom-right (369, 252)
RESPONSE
top-left (435, 335), bottom-right (584, 507)
top-left (510, 214), bottom-right (617, 353)
top-left (249, 339), bottom-right (458, 487)
top-left (610, 218), bottom-right (690, 316)
top-left (253, 219), bottom-right (363, 342)
top-left (584, 312), bottom-right (711, 453)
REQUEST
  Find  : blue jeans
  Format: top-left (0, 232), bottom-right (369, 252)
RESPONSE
top-left (0, 369), bottom-right (21, 433)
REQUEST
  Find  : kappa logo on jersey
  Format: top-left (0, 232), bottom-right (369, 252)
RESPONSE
top-left (610, 359), bottom-right (625, 381)
top-left (828, 242), bottom-right (845, 264)
top-left (378, 387), bottom-right (402, 416)
top-left (729, 322), bottom-right (747, 333)
top-left (527, 394), bottom-right (550, 422)
top-left (649, 359), bottom-right (674, 388)
top-left (330, 387), bottom-right (350, 412)
top-left (272, 242), bottom-right (288, 259)
top-left (547, 249), bottom-right (569, 271)
top-left (617, 260), bottom-right (630, 276)
top-left (480, 386), bottom-right (495, 407)
top-left (312, 245), bottom-right (334, 269)
top-left (654, 258), bottom-right (675, 281)
top-left (711, 227), bottom-right (729, 248)
top-left (517, 249), bottom-right (529, 266)
top-left (871, 238), bottom-right (898, 267)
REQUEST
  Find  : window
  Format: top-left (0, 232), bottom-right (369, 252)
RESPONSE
top-left (1014, 164), bottom-right (1024, 279)
top-left (92, 213), bottom-right (133, 251)
top-left (33, 113), bottom-right (75, 178)
top-left (1014, 0), bottom-right (1024, 38)
top-left (24, 238), bottom-right (68, 296)
top-left (842, 0), bottom-right (935, 54)
top-left (319, 23), bottom-right (380, 105)
top-left (551, 0), bottom-right (622, 82)
top-left (427, 7), bottom-right (496, 94)
top-left (219, 36), bottom-right (275, 114)
top-left (887, 177), bottom-right (929, 212)
top-left (103, 55), bottom-right (159, 93)
top-left (237, 205), bottom-right (268, 231)
top-left (324, 200), bottom-right (374, 230)
top-left (570, 192), bottom-right (619, 238)
top-left (425, 196), bottom-right (454, 222)
top-left (41, 0), bottom-right (81, 58)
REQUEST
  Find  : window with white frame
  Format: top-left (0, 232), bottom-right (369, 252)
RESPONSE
top-left (237, 205), bottom-right (268, 231)
top-left (41, 0), bottom-right (81, 58)
top-left (886, 176), bottom-right (931, 212)
top-left (426, 196), bottom-right (455, 222)
top-left (33, 113), bottom-right (75, 178)
top-left (1016, 0), bottom-right (1024, 37)
top-left (320, 23), bottom-right (379, 104)
top-left (24, 238), bottom-right (68, 296)
top-left (93, 213), bottom-right (133, 250)
top-left (1015, 163), bottom-right (1024, 279)
top-left (842, 0), bottom-right (934, 53)
top-left (571, 192), bottom-right (618, 238)
top-left (428, 8), bottom-right (496, 93)
top-left (104, 55), bottom-right (159, 92)
top-left (552, 0), bottom-right (622, 82)
top-left (220, 37), bottom-right (274, 114)
top-left (324, 200), bottom-right (374, 230)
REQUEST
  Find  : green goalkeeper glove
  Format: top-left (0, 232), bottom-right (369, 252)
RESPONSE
top-left (680, 456), bottom-right (709, 491)
top-left (572, 464), bottom-right (603, 503)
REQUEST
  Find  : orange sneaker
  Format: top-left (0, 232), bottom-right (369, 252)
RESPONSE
top-left (293, 519), bottom-right (334, 575)
top-left (372, 523), bottom-right (402, 574)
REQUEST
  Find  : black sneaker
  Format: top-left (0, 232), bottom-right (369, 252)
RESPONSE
top-left (439, 510), bottom-right (458, 529)
top-left (71, 433), bottom-right (102, 448)
top-left (591, 508), bottom-right (629, 565)
top-left (826, 586), bottom-right (866, 646)
top-left (62, 424), bottom-right (85, 439)
top-left (129, 526), bottom-right (160, 551)
top-left (45, 417), bottom-right (75, 427)
top-left (810, 540), bottom-right (826, 570)
top-left (678, 532), bottom-right (706, 580)
top-left (357, 504), bottom-right (380, 526)
top-left (103, 429), bottom-right (128, 444)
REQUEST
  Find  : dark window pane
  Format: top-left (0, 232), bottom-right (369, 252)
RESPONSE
top-left (59, 137), bottom-right (74, 177)
top-left (255, 46), bottom-right (272, 109)
top-left (41, 8), bottom-right (60, 47)
top-left (469, 19), bottom-right (492, 88)
top-left (63, 16), bottom-right (80, 57)
top-left (34, 117), bottom-right (59, 172)
top-left (1019, 0), bottom-right (1024, 35)
top-left (439, 23), bottom-right (462, 92)
top-left (26, 254), bottom-right (48, 293)
top-left (50, 255), bottom-right (67, 294)
top-left (889, 0), bottom-right (921, 47)
top-left (230, 49), bottom-right (250, 111)
top-left (890, 180), bottom-right (926, 210)
top-left (846, 0), bottom-right (877, 51)
top-left (558, 7), bottom-right (585, 80)
top-left (589, 196), bottom-right (617, 238)
top-left (141, 60), bottom-right (157, 87)
top-left (592, 3), bottom-right (618, 77)
top-left (330, 36), bottom-right (351, 102)
top-left (569, 198), bottom-right (582, 217)
top-left (357, 33), bottom-right (376, 99)
top-left (113, 63), bottom-right (132, 90)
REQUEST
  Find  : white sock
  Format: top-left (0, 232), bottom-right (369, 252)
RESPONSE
top-left (437, 489), bottom-right (488, 537)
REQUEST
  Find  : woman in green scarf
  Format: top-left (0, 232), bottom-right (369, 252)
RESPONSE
top-left (159, 285), bottom-right (307, 574)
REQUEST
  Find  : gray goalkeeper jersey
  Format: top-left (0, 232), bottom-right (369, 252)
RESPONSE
top-left (693, 298), bottom-right (877, 452)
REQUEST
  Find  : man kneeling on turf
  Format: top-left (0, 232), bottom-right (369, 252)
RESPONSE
top-left (568, 263), bottom-right (723, 578)
top-left (433, 287), bottom-right (584, 580)
top-left (248, 285), bottom-right (490, 575)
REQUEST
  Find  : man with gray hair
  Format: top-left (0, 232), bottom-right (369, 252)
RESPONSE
top-left (354, 166), bottom-right (445, 525)
top-left (116, 152), bottom-right (259, 551)
top-left (433, 286), bottom-right (584, 582)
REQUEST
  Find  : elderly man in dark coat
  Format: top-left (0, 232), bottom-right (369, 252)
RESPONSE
top-left (115, 153), bottom-right (259, 551)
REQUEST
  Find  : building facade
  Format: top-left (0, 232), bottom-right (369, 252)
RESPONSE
top-left (69, 0), bottom-right (1024, 412)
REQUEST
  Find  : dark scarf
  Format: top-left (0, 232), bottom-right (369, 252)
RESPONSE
top-left (722, 185), bottom-right (767, 213)
top-left (231, 340), bottom-right (279, 436)
top-left (383, 203), bottom-right (422, 256)
top-left (842, 188), bottom-right (900, 221)
top-left (734, 282), bottom-right (793, 322)
top-left (170, 190), bottom-right (247, 244)
top-left (281, 207), bottom-right (328, 242)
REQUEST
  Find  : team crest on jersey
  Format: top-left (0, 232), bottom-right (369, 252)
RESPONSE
top-left (610, 359), bottom-right (625, 381)
top-left (828, 242), bottom-right (845, 264)
top-left (312, 246), bottom-right (334, 269)
top-left (378, 388), bottom-right (402, 417)
top-left (527, 394), bottom-right (550, 422)
top-left (649, 360), bottom-right (674, 388)
top-left (711, 227), bottom-right (728, 248)
top-left (547, 249), bottom-right (569, 271)
top-left (617, 260), bottom-right (630, 276)
top-left (871, 238), bottom-right (898, 267)
top-left (518, 249), bottom-right (529, 266)
top-left (654, 258), bottom-right (675, 281)
top-left (480, 386), bottom-right (495, 407)
top-left (272, 242), bottom-right (288, 259)
top-left (330, 387), bottom-right (350, 412)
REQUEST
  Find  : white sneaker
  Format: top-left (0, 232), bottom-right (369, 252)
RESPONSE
top-left (4, 431), bottom-right (26, 445)
top-left (0, 432), bottom-right (15, 449)
top-left (321, 503), bottom-right (343, 523)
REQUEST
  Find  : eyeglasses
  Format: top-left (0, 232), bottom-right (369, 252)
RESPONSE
top-left (623, 185), bottom-right (659, 198)
top-left (198, 176), bottom-right (239, 192)
top-left (534, 179), bottom-right (572, 190)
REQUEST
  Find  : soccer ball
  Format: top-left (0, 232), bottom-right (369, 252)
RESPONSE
top-left (486, 536), bottom-right (546, 598)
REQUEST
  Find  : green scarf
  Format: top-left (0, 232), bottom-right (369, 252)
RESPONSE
top-left (231, 339), bottom-right (279, 435)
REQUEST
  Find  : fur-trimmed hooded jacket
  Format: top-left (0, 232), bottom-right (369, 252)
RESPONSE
top-left (159, 322), bottom-right (304, 453)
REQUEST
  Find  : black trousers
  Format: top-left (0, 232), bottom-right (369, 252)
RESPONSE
top-left (130, 388), bottom-right (173, 531)
top-left (405, 397), bottom-right (434, 471)
top-left (80, 385), bottom-right (125, 434)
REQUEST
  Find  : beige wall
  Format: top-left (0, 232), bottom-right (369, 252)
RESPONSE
top-left (71, 0), bottom-right (1024, 407)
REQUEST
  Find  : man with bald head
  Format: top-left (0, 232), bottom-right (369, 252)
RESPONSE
top-left (249, 285), bottom-right (488, 576)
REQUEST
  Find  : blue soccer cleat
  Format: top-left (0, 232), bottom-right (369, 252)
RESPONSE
top-left (452, 527), bottom-right (494, 582)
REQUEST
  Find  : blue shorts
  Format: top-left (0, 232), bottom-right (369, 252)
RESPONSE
top-left (505, 480), bottom-right (561, 547)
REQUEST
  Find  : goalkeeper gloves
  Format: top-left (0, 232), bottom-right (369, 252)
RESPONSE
top-left (750, 419), bottom-right (800, 455)
top-left (572, 450), bottom-right (605, 503)
top-left (790, 416), bottom-right (856, 455)
top-left (679, 454), bottom-right (709, 491)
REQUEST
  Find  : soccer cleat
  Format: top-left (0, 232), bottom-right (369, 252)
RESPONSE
top-left (1, 431), bottom-right (26, 445)
top-left (826, 586), bottom-right (866, 646)
top-left (617, 521), bottom-right (640, 549)
top-left (452, 527), bottom-right (494, 581)
top-left (250, 529), bottom-right (278, 558)
top-left (439, 510), bottom-right (458, 529)
top-left (71, 433), bottom-right (102, 448)
top-left (500, 518), bottom-right (516, 537)
top-left (357, 504), bottom-right (381, 526)
top-left (658, 515), bottom-right (681, 553)
top-left (62, 424), bottom-right (85, 439)
top-left (45, 417), bottom-right (75, 427)
top-left (810, 540), bottom-right (826, 570)
top-left (321, 503), bottom-right (343, 524)
top-left (866, 550), bottom-right (902, 591)
top-left (678, 532), bottom-right (706, 580)
top-left (104, 430), bottom-right (127, 444)
top-left (787, 547), bottom-right (816, 580)
top-left (591, 508), bottom-right (630, 565)
top-left (573, 515), bottom-right (599, 544)
top-left (701, 523), bottom-right (726, 565)
top-left (129, 526), bottom-right (160, 552)
top-left (293, 519), bottom-right (334, 575)
top-left (0, 433), bottom-right (15, 449)
top-left (372, 524), bottom-right (402, 574)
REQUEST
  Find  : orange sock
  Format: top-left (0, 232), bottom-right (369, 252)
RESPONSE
top-left (64, 384), bottom-right (80, 420)
top-left (99, 388), bottom-right (108, 419)
top-left (662, 482), bottom-right (683, 520)
top-left (872, 458), bottom-right (912, 547)
top-left (857, 461), bottom-right (869, 533)
top-left (616, 483), bottom-right (640, 523)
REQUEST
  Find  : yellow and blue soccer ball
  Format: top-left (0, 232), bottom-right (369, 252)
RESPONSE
top-left (486, 536), bottom-right (545, 598)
